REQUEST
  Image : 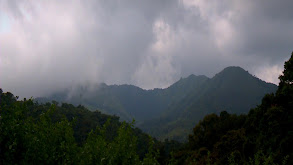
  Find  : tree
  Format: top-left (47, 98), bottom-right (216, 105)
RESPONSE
top-left (279, 52), bottom-right (293, 85)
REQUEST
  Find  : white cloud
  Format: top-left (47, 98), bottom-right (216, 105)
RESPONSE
top-left (255, 64), bottom-right (283, 85)
top-left (133, 19), bottom-right (179, 89)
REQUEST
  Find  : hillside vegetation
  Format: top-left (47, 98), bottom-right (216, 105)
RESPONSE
top-left (0, 91), bottom-right (160, 164)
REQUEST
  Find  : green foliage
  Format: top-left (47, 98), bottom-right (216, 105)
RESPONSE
top-left (142, 136), bottom-right (160, 165)
top-left (0, 90), bottom-right (158, 164)
top-left (229, 150), bottom-right (288, 165)
top-left (279, 52), bottom-right (293, 84)
top-left (24, 111), bottom-right (78, 164)
top-left (79, 120), bottom-right (141, 164)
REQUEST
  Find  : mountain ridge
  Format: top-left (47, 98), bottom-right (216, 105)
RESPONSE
top-left (35, 66), bottom-right (277, 141)
top-left (138, 66), bottom-right (277, 141)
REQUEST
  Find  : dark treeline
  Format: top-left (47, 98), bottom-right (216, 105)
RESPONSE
top-left (1, 53), bottom-right (293, 164)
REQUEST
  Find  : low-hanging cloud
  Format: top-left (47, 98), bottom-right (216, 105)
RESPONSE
top-left (0, 0), bottom-right (292, 98)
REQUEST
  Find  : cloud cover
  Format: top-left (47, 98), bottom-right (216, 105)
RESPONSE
top-left (0, 0), bottom-right (292, 98)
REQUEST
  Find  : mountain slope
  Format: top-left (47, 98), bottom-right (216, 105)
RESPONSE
top-left (139, 66), bottom-right (277, 141)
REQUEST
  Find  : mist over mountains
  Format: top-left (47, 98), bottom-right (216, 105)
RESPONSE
top-left (36, 66), bottom-right (277, 141)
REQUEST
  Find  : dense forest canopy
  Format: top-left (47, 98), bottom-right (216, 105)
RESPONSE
top-left (1, 52), bottom-right (293, 164)
top-left (0, 90), bottom-right (162, 164)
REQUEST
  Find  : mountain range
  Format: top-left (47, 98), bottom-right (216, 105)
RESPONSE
top-left (36, 66), bottom-right (277, 141)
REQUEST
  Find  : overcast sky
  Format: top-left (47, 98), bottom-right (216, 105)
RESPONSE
top-left (1, 0), bottom-right (293, 98)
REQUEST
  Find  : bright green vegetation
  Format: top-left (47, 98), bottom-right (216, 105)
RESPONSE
top-left (1, 52), bottom-right (292, 164)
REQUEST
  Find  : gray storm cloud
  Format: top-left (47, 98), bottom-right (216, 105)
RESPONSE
top-left (0, 0), bottom-right (292, 98)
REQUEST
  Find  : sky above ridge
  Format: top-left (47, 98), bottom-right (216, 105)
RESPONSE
top-left (1, 0), bottom-right (293, 98)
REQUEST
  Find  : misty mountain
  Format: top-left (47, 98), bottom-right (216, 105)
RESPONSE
top-left (36, 66), bottom-right (277, 141)
top-left (36, 74), bottom-right (208, 122)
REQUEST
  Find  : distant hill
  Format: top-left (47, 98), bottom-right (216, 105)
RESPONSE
top-left (36, 66), bottom-right (277, 141)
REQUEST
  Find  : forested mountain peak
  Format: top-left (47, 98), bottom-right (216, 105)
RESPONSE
top-left (166, 74), bottom-right (208, 90)
top-left (186, 74), bottom-right (208, 80)
top-left (213, 66), bottom-right (253, 80)
top-left (212, 66), bottom-right (276, 90)
top-left (140, 66), bottom-right (278, 141)
top-left (218, 66), bottom-right (247, 73)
